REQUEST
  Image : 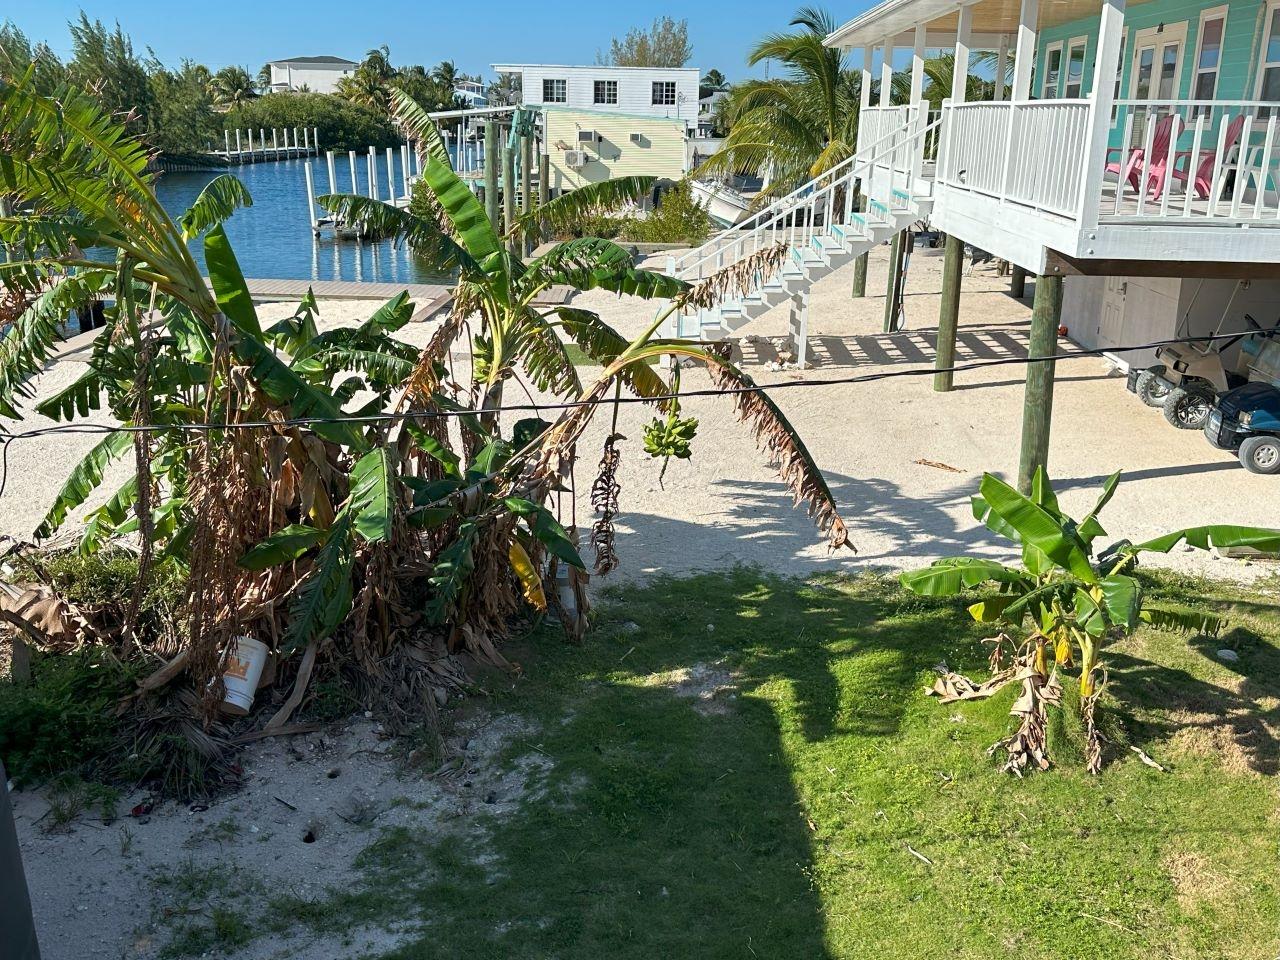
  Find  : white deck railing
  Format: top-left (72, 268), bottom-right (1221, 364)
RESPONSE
top-left (1107, 100), bottom-right (1280, 221)
top-left (936, 97), bottom-right (1280, 227)
top-left (938, 99), bottom-right (1091, 219)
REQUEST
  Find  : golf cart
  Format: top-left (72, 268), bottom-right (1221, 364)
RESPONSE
top-left (1127, 293), bottom-right (1280, 429)
top-left (1203, 337), bottom-right (1280, 474)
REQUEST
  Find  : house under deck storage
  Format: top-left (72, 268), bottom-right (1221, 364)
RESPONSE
top-left (818, 0), bottom-right (1280, 483)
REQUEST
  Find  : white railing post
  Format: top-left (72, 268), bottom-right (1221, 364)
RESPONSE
top-left (1075, 0), bottom-right (1126, 232)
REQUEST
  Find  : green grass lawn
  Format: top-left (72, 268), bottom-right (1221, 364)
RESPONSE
top-left (170, 569), bottom-right (1280, 959)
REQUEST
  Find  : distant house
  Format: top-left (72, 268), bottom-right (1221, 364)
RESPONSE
top-left (541, 106), bottom-right (691, 192)
top-left (456, 79), bottom-right (489, 108)
top-left (267, 56), bottom-right (358, 95)
top-left (492, 64), bottom-right (700, 129)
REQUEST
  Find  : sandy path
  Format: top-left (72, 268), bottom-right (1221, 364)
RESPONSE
top-left (0, 244), bottom-right (1273, 584)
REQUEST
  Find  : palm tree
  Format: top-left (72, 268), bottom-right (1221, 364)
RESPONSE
top-left (696, 6), bottom-right (863, 200)
top-left (431, 60), bottom-right (459, 93)
top-left (208, 65), bottom-right (256, 107)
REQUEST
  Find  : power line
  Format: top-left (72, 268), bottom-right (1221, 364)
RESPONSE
top-left (0, 328), bottom-right (1251, 502)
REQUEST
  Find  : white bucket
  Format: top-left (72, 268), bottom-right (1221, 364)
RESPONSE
top-left (220, 636), bottom-right (269, 716)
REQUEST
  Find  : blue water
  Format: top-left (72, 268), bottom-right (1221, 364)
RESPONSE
top-left (153, 153), bottom-right (453, 285)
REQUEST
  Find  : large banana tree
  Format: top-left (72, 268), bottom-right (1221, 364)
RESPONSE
top-left (901, 468), bottom-right (1280, 774)
top-left (0, 73), bottom-right (851, 724)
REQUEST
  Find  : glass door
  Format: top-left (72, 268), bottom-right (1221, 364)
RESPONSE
top-left (1129, 24), bottom-right (1187, 144)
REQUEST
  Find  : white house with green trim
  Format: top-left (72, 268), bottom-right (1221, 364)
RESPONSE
top-left (661, 0), bottom-right (1280, 487)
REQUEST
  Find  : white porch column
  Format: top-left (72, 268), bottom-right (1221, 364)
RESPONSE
top-left (879, 42), bottom-right (894, 105)
top-left (952, 6), bottom-right (974, 103)
top-left (861, 45), bottom-right (874, 111)
top-left (1012, 0), bottom-right (1040, 100)
top-left (1076, 0), bottom-right (1127, 229)
top-left (910, 23), bottom-right (928, 105)
top-left (995, 34), bottom-right (1009, 100)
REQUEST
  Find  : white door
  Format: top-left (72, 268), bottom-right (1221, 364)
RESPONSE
top-left (1100, 276), bottom-right (1127, 348)
top-left (1129, 24), bottom-right (1187, 143)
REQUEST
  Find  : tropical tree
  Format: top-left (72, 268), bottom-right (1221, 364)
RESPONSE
top-left (208, 65), bottom-right (257, 107)
top-left (696, 7), bottom-right (863, 200)
top-left (486, 72), bottom-right (521, 107)
top-left (599, 17), bottom-right (693, 67)
top-left (900, 469), bottom-right (1280, 774)
top-left (700, 68), bottom-right (728, 98)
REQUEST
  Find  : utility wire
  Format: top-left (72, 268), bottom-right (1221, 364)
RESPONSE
top-left (0, 328), bottom-right (1251, 502)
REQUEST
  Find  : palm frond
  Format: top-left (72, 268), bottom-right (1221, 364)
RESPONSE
top-left (513, 176), bottom-right (656, 236)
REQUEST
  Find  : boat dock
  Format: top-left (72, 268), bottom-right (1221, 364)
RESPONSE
top-left (215, 126), bottom-right (321, 164)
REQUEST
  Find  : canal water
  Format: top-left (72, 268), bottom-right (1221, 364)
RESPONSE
top-left (153, 153), bottom-right (451, 285)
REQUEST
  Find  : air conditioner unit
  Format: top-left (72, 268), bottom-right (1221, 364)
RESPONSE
top-left (577, 130), bottom-right (598, 144)
top-left (564, 150), bottom-right (587, 169)
top-left (629, 133), bottom-right (644, 145)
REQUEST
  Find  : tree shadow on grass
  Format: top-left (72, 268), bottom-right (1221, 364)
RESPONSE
top-left (370, 570), bottom-right (964, 960)
top-left (1105, 625), bottom-right (1280, 777)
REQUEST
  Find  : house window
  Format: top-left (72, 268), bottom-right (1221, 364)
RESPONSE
top-left (1064, 37), bottom-right (1087, 97)
top-left (652, 81), bottom-right (676, 106)
top-left (594, 79), bottom-right (618, 104)
top-left (1192, 7), bottom-right (1228, 114)
top-left (1042, 42), bottom-right (1064, 98)
top-left (1257, 3), bottom-right (1280, 115)
top-left (543, 78), bottom-right (567, 103)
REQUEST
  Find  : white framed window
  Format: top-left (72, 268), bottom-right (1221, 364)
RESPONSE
top-left (1064, 36), bottom-right (1088, 97)
top-left (1192, 6), bottom-right (1228, 114)
top-left (1256, 0), bottom-right (1280, 114)
top-left (1042, 41), bottom-right (1064, 98)
top-left (652, 81), bottom-right (676, 106)
top-left (593, 79), bottom-right (618, 104)
top-left (543, 78), bottom-right (567, 103)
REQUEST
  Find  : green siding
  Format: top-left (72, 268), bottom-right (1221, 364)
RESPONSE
top-left (1035, 0), bottom-right (1267, 102)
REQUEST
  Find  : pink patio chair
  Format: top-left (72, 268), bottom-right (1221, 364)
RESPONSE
top-left (1105, 112), bottom-right (1182, 199)
top-left (1171, 112), bottom-right (1246, 199)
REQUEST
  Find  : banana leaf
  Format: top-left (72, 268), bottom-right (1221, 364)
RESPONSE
top-left (1140, 606), bottom-right (1226, 635)
top-left (35, 429), bottom-right (132, 539)
top-left (512, 176), bottom-right (657, 236)
top-left (180, 174), bottom-right (252, 241)
top-left (348, 447), bottom-right (396, 542)
top-left (523, 237), bottom-right (687, 300)
top-left (1078, 470), bottom-right (1121, 545)
top-left (421, 153), bottom-right (505, 276)
top-left (978, 473), bottom-right (1097, 583)
top-left (899, 557), bottom-right (1029, 596)
top-left (283, 511), bottom-right (355, 653)
top-left (509, 539), bottom-right (547, 611)
top-left (238, 524), bottom-right (327, 570)
top-left (554, 307), bottom-right (670, 402)
top-left (502, 497), bottom-right (585, 568)
top-left (204, 224), bottom-right (262, 337)
top-left (1130, 525), bottom-right (1280, 556)
top-left (77, 475), bottom-right (139, 555)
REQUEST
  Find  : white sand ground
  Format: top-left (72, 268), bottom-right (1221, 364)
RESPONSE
top-left (3, 242), bottom-right (1272, 583)
top-left (10, 241), bottom-right (1280, 960)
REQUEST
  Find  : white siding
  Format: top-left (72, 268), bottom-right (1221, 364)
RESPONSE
top-left (492, 64), bottom-right (699, 124)
top-left (268, 63), bottom-right (354, 95)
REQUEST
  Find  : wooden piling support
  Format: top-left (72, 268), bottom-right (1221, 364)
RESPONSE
top-left (520, 133), bottom-right (533, 255)
top-left (502, 146), bottom-right (516, 254)
top-left (484, 121), bottom-right (500, 231)
top-left (1017, 274), bottom-right (1063, 494)
top-left (934, 234), bottom-right (964, 392)
top-left (852, 252), bottom-right (869, 298)
top-left (1010, 265), bottom-right (1027, 298)
top-left (883, 230), bottom-right (904, 332)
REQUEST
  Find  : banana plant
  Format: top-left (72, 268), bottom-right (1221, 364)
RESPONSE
top-left (901, 468), bottom-right (1280, 773)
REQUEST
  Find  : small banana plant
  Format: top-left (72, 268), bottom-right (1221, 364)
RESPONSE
top-left (901, 468), bottom-right (1280, 774)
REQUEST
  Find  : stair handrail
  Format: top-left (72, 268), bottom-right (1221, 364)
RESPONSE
top-left (672, 110), bottom-right (931, 273)
top-left (675, 112), bottom-right (942, 282)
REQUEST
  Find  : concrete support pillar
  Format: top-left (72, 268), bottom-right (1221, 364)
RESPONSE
top-left (1010, 265), bottom-right (1027, 298)
top-left (860, 45), bottom-right (873, 113)
top-left (934, 234), bottom-right (963, 392)
top-left (1017, 274), bottom-right (1063, 494)
top-left (484, 121), bottom-right (500, 230)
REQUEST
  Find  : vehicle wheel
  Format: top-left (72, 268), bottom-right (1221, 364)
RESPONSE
top-left (1135, 369), bottom-right (1170, 407)
top-left (1163, 386), bottom-right (1214, 430)
top-left (1239, 435), bottom-right (1280, 475)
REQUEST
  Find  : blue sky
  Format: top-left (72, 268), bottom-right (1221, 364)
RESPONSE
top-left (9, 1), bottom-right (876, 82)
